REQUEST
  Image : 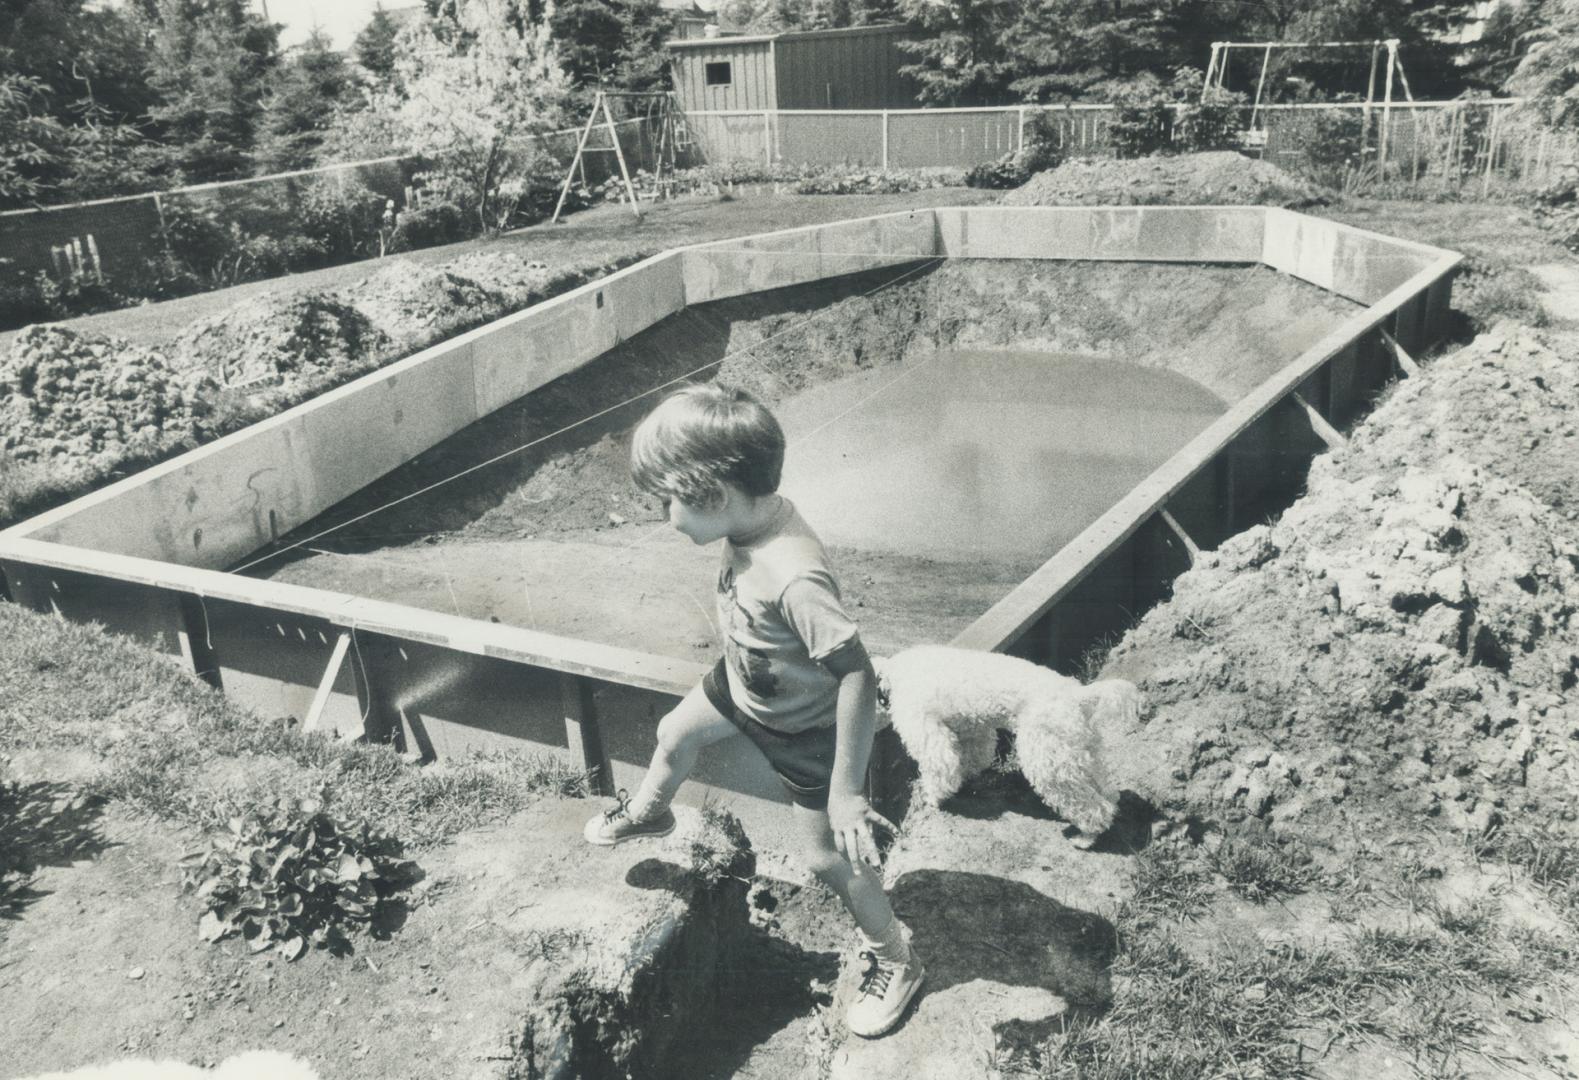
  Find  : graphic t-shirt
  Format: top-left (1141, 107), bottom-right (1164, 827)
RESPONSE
top-left (717, 496), bottom-right (861, 734)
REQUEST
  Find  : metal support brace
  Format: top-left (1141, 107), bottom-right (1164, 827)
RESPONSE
top-left (560, 672), bottom-right (614, 795)
top-left (1158, 508), bottom-right (1201, 565)
top-left (1290, 392), bottom-right (1347, 451)
top-left (176, 593), bottom-right (224, 691)
top-left (302, 632), bottom-right (353, 736)
top-left (1380, 329), bottom-right (1420, 376)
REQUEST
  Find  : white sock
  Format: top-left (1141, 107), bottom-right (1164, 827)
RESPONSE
top-left (861, 916), bottom-right (910, 964)
top-left (627, 778), bottom-right (672, 822)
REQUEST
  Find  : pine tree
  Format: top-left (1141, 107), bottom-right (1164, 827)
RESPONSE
top-left (255, 30), bottom-right (361, 173)
top-left (354, 6), bottom-right (403, 85)
top-left (893, 0), bottom-right (1019, 106)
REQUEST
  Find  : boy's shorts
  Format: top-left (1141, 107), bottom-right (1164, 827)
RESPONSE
top-left (703, 658), bottom-right (836, 810)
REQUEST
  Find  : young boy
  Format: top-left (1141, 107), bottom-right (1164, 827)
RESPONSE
top-left (582, 382), bottom-right (925, 1039)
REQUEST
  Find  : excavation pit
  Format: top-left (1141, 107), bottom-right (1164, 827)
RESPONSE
top-left (0, 207), bottom-right (1462, 833)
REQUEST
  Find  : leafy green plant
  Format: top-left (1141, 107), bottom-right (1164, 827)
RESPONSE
top-left (180, 793), bottom-right (407, 959)
top-left (965, 152), bottom-right (1029, 190)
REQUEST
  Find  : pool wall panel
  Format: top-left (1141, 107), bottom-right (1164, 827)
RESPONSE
top-left (933, 206), bottom-right (1265, 262)
top-left (682, 210), bottom-right (936, 303)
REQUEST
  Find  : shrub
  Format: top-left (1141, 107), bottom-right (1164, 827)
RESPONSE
top-left (965, 152), bottom-right (1030, 189)
top-left (1020, 110), bottom-right (1068, 174)
top-left (0, 268), bottom-right (52, 329)
top-left (180, 793), bottom-right (407, 959)
top-left (296, 176), bottom-right (388, 263)
top-left (1109, 86), bottom-right (1176, 159)
top-left (1175, 90), bottom-right (1248, 153)
top-left (391, 200), bottom-right (472, 251)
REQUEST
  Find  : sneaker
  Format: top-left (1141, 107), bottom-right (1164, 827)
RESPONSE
top-left (846, 947), bottom-right (925, 1038)
top-left (582, 790), bottom-right (676, 846)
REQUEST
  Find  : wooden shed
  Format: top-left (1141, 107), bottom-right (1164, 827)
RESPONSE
top-left (669, 24), bottom-right (922, 112)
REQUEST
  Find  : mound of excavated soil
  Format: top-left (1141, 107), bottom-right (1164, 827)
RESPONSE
top-left (350, 252), bottom-right (551, 350)
top-left (1103, 324), bottom-right (1579, 849)
top-left (0, 325), bottom-right (216, 468)
top-left (173, 292), bottom-right (392, 388)
top-left (1003, 150), bottom-right (1330, 209)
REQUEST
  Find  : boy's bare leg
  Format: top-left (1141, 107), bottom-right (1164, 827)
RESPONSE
top-left (788, 801), bottom-right (898, 938)
top-left (627, 681), bottom-right (740, 818)
top-left (791, 801), bottom-right (925, 1037)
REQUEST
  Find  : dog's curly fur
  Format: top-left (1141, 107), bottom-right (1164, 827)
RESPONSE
top-left (873, 645), bottom-right (1141, 844)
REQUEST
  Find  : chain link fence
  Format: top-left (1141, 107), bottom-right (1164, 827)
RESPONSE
top-left (0, 117), bottom-right (668, 294)
top-left (683, 101), bottom-right (1575, 195)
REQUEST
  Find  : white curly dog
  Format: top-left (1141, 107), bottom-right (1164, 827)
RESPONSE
top-left (873, 645), bottom-right (1141, 846)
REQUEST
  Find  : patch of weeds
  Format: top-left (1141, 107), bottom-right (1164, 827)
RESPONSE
top-left (1210, 827), bottom-right (1315, 904)
top-left (1126, 841), bottom-right (1212, 925)
top-left (1455, 263), bottom-right (1551, 332)
top-left (180, 791), bottom-right (408, 960)
top-left (1472, 821), bottom-right (1579, 932)
top-left (1041, 930), bottom-right (1344, 1080)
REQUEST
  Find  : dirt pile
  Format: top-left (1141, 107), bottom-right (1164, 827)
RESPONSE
top-left (172, 292), bottom-right (392, 388)
top-left (1004, 150), bottom-right (1330, 209)
top-left (1103, 324), bottom-right (1579, 848)
top-left (351, 252), bottom-right (551, 349)
top-left (0, 325), bottom-right (216, 468)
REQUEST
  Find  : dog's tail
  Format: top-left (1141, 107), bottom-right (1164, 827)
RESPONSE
top-left (1078, 679), bottom-right (1141, 728)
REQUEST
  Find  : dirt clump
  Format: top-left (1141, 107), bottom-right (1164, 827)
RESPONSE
top-left (1102, 324), bottom-right (1579, 853)
top-left (0, 325), bottom-right (216, 469)
top-left (1004, 149), bottom-right (1330, 209)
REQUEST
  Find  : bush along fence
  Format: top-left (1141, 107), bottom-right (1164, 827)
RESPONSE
top-left (0, 116), bottom-right (671, 330)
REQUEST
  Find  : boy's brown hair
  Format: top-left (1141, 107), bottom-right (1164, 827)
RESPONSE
top-left (630, 383), bottom-right (785, 507)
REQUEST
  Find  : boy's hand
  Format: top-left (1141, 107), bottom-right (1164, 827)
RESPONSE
top-left (827, 793), bottom-right (898, 874)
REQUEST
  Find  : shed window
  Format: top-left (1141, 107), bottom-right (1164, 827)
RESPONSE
top-left (704, 61), bottom-right (733, 87)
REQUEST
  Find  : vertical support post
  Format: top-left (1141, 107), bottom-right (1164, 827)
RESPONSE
top-left (1481, 104), bottom-right (1500, 199)
top-left (1362, 42), bottom-right (1379, 146)
top-left (1379, 40), bottom-right (1397, 175)
top-left (763, 110), bottom-right (772, 166)
top-left (601, 94), bottom-right (643, 221)
top-left (882, 110), bottom-right (890, 170)
top-left (176, 593), bottom-right (224, 691)
top-left (1016, 106), bottom-right (1026, 156)
top-left (1202, 43), bottom-right (1219, 100)
top-left (1216, 451), bottom-right (1237, 541)
top-left (560, 672), bottom-right (613, 795)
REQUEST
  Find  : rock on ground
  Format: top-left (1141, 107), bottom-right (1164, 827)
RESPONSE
top-left (1099, 324), bottom-right (1579, 854)
top-left (1003, 150), bottom-right (1330, 209)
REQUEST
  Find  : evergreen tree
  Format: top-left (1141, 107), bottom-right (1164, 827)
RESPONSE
top-left (550, 0), bottom-right (672, 94)
top-left (894, 0), bottom-right (1019, 106)
top-left (1007, 0), bottom-right (1229, 102)
top-left (1507, 0), bottom-right (1579, 130)
top-left (141, 0), bottom-right (281, 182)
top-left (354, 6), bottom-right (403, 85)
top-left (255, 30), bottom-right (361, 173)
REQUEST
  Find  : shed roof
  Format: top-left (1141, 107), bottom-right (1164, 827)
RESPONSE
top-left (667, 22), bottom-right (910, 51)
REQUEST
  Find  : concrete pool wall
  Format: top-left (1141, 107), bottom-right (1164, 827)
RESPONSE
top-left (0, 206), bottom-right (1461, 821)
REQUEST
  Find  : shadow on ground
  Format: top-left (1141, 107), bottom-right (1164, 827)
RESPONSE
top-left (0, 780), bottom-right (115, 921)
top-left (891, 869), bottom-right (1117, 1007)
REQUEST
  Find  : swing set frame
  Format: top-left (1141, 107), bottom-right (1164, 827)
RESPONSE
top-left (1202, 39), bottom-right (1414, 169)
top-left (551, 90), bottom-right (684, 224)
